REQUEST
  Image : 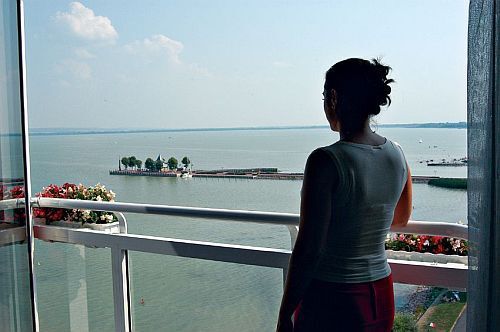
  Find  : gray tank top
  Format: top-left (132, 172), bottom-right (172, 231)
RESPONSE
top-left (313, 138), bottom-right (407, 283)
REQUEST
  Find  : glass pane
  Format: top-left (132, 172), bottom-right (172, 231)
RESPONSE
top-left (0, 242), bottom-right (33, 332)
top-left (35, 241), bottom-right (115, 332)
top-left (0, 1), bottom-right (33, 331)
top-left (128, 252), bottom-right (282, 332)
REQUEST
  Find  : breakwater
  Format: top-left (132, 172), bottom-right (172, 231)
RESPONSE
top-left (110, 170), bottom-right (177, 177)
top-left (428, 178), bottom-right (467, 189)
top-left (109, 169), bottom-right (450, 183)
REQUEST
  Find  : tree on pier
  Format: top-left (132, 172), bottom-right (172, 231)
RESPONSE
top-left (145, 158), bottom-right (155, 171)
top-left (155, 159), bottom-right (164, 172)
top-left (167, 157), bottom-right (178, 170)
top-left (121, 157), bottom-right (130, 170)
top-left (128, 156), bottom-right (137, 170)
top-left (135, 159), bottom-right (142, 170)
top-left (181, 156), bottom-right (191, 168)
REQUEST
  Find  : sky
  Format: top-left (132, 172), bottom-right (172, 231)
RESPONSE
top-left (24, 1), bottom-right (469, 129)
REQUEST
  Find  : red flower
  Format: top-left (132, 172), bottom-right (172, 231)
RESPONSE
top-left (10, 186), bottom-right (25, 198)
top-left (417, 242), bottom-right (423, 251)
top-left (33, 184), bottom-right (68, 222)
top-left (431, 236), bottom-right (443, 245)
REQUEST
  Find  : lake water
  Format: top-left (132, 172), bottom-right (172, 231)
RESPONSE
top-left (30, 127), bottom-right (467, 331)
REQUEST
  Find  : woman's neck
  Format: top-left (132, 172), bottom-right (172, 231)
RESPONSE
top-left (339, 122), bottom-right (385, 145)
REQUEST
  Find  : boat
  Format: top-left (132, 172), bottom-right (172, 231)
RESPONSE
top-left (180, 170), bottom-right (193, 178)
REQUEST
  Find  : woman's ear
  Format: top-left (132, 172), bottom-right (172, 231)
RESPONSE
top-left (328, 89), bottom-right (341, 132)
top-left (330, 89), bottom-right (337, 110)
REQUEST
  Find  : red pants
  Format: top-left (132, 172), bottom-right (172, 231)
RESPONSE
top-left (293, 274), bottom-right (395, 332)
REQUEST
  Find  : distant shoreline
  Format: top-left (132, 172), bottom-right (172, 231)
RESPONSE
top-left (28, 122), bottom-right (466, 137)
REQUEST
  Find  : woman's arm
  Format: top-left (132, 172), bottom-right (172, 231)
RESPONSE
top-left (392, 163), bottom-right (412, 227)
top-left (277, 149), bottom-right (338, 330)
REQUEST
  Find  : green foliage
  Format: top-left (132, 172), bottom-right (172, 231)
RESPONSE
top-left (181, 156), bottom-right (191, 167)
top-left (145, 158), bottom-right (155, 171)
top-left (414, 305), bottom-right (426, 320)
top-left (428, 178), bottom-right (467, 190)
top-left (135, 159), bottom-right (142, 169)
top-left (121, 157), bottom-right (129, 169)
top-left (128, 156), bottom-right (137, 169)
top-left (419, 301), bottom-right (466, 331)
top-left (393, 313), bottom-right (417, 332)
top-left (167, 157), bottom-right (178, 170)
top-left (155, 159), bottom-right (164, 171)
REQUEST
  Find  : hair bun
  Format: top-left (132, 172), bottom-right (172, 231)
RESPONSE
top-left (369, 59), bottom-right (394, 110)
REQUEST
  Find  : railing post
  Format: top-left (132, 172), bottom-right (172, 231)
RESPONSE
top-left (112, 213), bottom-right (130, 332)
top-left (286, 225), bottom-right (298, 249)
top-left (283, 225), bottom-right (298, 288)
top-left (111, 246), bottom-right (131, 332)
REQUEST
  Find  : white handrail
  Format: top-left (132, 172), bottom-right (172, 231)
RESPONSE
top-left (0, 226), bottom-right (26, 246)
top-left (32, 197), bottom-right (468, 240)
top-left (32, 197), bottom-right (299, 225)
top-left (0, 198), bottom-right (23, 211)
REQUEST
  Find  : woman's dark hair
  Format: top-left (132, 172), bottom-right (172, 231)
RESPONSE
top-left (324, 58), bottom-right (393, 137)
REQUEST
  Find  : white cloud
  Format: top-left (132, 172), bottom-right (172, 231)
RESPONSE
top-left (56, 2), bottom-right (118, 41)
top-left (125, 34), bottom-right (184, 64)
top-left (56, 59), bottom-right (92, 80)
top-left (74, 48), bottom-right (96, 59)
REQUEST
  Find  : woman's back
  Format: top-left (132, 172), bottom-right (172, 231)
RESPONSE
top-left (314, 139), bottom-right (407, 283)
top-left (277, 58), bottom-right (410, 332)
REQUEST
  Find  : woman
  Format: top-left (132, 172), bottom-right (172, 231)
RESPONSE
top-left (277, 58), bottom-right (412, 332)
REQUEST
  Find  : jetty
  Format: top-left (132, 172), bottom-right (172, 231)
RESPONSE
top-left (420, 157), bottom-right (467, 167)
top-left (110, 170), bottom-right (177, 177)
top-left (110, 169), bottom-right (445, 183)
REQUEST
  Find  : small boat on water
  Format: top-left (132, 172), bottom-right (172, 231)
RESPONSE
top-left (180, 170), bottom-right (193, 178)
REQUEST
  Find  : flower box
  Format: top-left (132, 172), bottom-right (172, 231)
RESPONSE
top-left (35, 218), bottom-right (120, 234)
top-left (386, 249), bottom-right (467, 265)
top-left (32, 183), bottom-right (119, 229)
top-left (385, 233), bottom-right (468, 257)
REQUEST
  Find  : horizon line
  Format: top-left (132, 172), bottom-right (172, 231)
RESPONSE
top-left (27, 121), bottom-right (467, 137)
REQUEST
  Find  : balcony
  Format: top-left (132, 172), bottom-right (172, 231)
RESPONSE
top-left (1, 197), bottom-right (468, 331)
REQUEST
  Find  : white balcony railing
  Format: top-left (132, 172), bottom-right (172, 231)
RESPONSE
top-left (0, 197), bottom-right (468, 332)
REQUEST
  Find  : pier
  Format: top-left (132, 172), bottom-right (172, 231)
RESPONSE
top-left (109, 169), bottom-right (444, 183)
top-left (109, 170), bottom-right (177, 177)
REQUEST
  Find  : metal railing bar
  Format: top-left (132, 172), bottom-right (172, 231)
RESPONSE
top-left (390, 222), bottom-right (468, 240)
top-left (33, 225), bottom-right (467, 289)
top-left (0, 198), bottom-right (24, 211)
top-left (34, 225), bottom-right (292, 269)
top-left (388, 259), bottom-right (467, 290)
top-left (33, 197), bottom-right (299, 225)
top-left (0, 226), bottom-right (26, 247)
top-left (32, 198), bottom-right (469, 240)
